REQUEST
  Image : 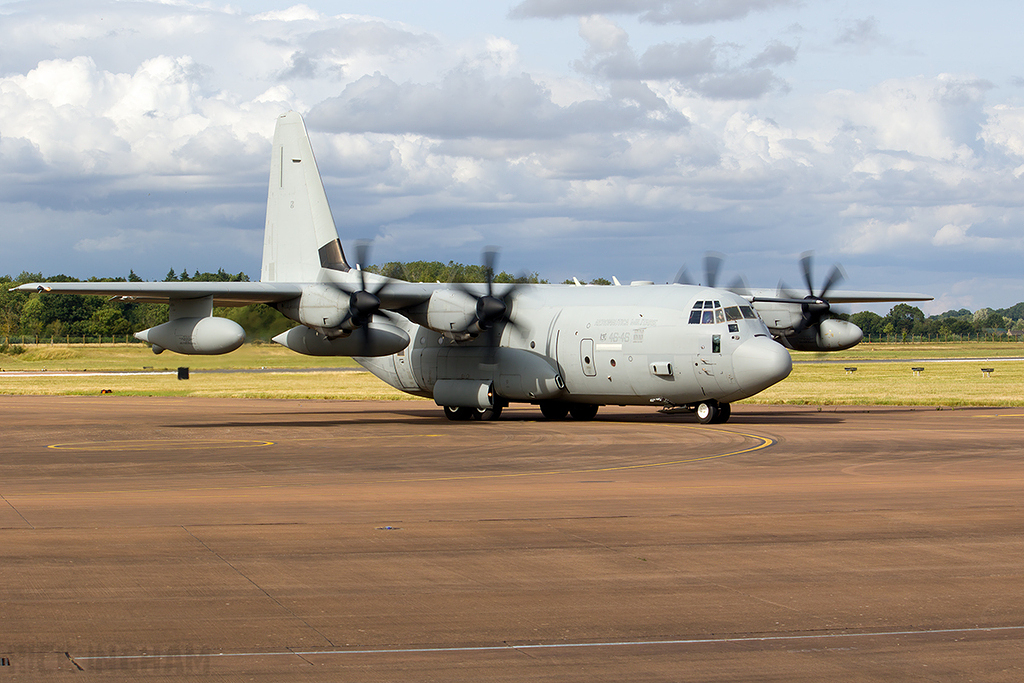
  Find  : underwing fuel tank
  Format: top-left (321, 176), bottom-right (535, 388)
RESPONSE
top-left (135, 317), bottom-right (246, 355)
top-left (273, 323), bottom-right (410, 357)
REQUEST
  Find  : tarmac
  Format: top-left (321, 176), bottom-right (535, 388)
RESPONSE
top-left (1, 396), bottom-right (1022, 681)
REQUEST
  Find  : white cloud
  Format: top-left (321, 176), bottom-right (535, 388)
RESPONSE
top-left (0, 0), bottom-right (1022, 310)
top-left (509, 0), bottom-right (798, 24)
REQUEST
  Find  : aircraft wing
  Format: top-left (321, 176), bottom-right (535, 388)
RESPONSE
top-left (810, 290), bottom-right (932, 304)
top-left (737, 287), bottom-right (933, 304)
top-left (9, 279), bottom-right (444, 310)
top-left (10, 281), bottom-right (305, 306)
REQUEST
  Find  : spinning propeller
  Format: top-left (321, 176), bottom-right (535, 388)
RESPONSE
top-left (332, 240), bottom-right (398, 354)
top-left (675, 250), bottom-right (847, 336)
top-left (775, 252), bottom-right (846, 333)
top-left (453, 248), bottom-right (525, 361)
top-left (674, 251), bottom-right (749, 293)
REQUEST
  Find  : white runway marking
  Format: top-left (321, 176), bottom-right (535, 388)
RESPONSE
top-left (74, 625), bottom-right (1024, 663)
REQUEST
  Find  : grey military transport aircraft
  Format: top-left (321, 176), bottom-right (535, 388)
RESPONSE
top-left (14, 112), bottom-right (930, 424)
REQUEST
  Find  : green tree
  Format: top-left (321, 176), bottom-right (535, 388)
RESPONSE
top-left (981, 311), bottom-right (1006, 332)
top-left (848, 311), bottom-right (884, 336)
top-left (90, 306), bottom-right (132, 337)
top-left (884, 304), bottom-right (924, 334)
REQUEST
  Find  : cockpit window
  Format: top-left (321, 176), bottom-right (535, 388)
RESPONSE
top-left (690, 301), bottom-right (759, 325)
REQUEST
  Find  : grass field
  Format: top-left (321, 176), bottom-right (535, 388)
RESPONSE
top-left (0, 342), bottom-right (1021, 405)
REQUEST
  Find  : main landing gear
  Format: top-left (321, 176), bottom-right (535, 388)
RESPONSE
top-left (443, 404), bottom-right (504, 421)
top-left (539, 400), bottom-right (599, 421)
top-left (442, 400), bottom-right (602, 422)
top-left (694, 400), bottom-right (731, 424)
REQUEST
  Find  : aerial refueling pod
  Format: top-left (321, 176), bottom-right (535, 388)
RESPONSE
top-left (272, 323), bottom-right (410, 357)
top-left (135, 317), bottom-right (246, 355)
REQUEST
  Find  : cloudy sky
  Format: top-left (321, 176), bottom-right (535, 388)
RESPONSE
top-left (2, 0), bottom-right (1023, 313)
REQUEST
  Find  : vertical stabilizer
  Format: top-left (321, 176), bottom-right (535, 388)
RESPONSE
top-left (261, 111), bottom-right (347, 283)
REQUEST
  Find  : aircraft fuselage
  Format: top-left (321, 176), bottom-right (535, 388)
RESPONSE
top-left (356, 283), bottom-right (793, 411)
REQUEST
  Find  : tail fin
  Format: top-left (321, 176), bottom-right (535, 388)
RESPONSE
top-left (261, 111), bottom-right (348, 283)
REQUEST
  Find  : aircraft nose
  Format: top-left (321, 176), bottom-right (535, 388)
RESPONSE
top-left (732, 336), bottom-right (792, 394)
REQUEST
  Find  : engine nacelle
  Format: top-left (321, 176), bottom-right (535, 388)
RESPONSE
top-left (779, 319), bottom-right (863, 352)
top-left (425, 289), bottom-right (477, 333)
top-left (275, 284), bottom-right (351, 331)
top-left (135, 317), bottom-right (246, 355)
top-left (816, 318), bottom-right (864, 350)
top-left (272, 323), bottom-right (410, 357)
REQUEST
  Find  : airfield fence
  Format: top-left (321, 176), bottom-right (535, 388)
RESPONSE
top-left (2, 335), bottom-right (146, 346)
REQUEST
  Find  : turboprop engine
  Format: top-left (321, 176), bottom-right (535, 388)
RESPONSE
top-left (273, 323), bottom-right (410, 357)
top-left (425, 289), bottom-right (478, 334)
top-left (779, 318), bottom-right (863, 352)
top-left (135, 317), bottom-right (246, 355)
top-left (275, 283), bottom-right (351, 333)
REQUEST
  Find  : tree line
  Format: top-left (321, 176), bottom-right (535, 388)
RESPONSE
top-left (845, 302), bottom-right (1024, 338)
top-left (2, 266), bottom-right (1022, 344)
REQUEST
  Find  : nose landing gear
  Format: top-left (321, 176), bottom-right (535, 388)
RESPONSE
top-left (695, 400), bottom-right (731, 424)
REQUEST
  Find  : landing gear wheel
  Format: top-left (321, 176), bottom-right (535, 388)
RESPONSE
top-left (713, 402), bottom-right (731, 423)
top-left (471, 404), bottom-right (503, 421)
top-left (568, 403), bottom-right (600, 421)
top-left (695, 401), bottom-right (718, 424)
top-left (539, 400), bottom-right (569, 420)
top-left (443, 405), bottom-right (473, 421)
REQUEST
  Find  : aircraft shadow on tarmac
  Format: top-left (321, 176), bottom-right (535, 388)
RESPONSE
top-left (168, 407), bottom-right (845, 428)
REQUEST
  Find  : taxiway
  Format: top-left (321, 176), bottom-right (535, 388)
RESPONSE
top-left (1, 396), bottom-right (1021, 681)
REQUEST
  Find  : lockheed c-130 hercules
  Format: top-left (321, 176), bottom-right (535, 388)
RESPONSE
top-left (14, 112), bottom-right (930, 424)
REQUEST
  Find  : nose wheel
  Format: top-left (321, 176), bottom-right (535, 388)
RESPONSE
top-left (695, 400), bottom-right (731, 424)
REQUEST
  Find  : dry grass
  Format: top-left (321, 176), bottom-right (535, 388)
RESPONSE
top-left (798, 341), bottom-right (1024, 361)
top-left (0, 343), bottom-right (360, 372)
top-left (0, 370), bottom-right (418, 401)
top-left (1, 342), bottom-right (1021, 405)
top-left (745, 359), bottom-right (1024, 407)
